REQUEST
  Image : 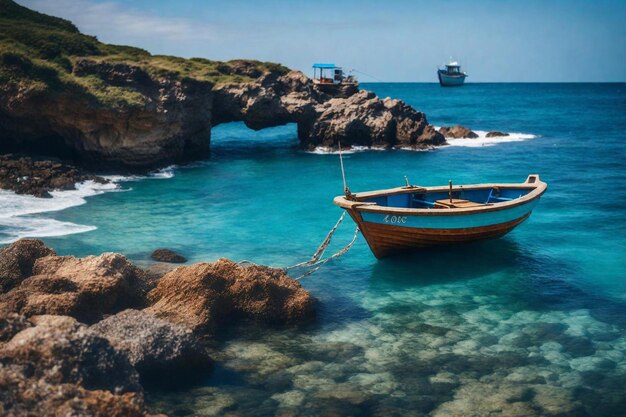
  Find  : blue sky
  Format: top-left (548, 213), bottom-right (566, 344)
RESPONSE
top-left (20, 0), bottom-right (626, 82)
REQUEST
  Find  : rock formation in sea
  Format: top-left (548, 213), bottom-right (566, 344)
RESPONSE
top-left (0, 239), bottom-right (316, 415)
top-left (0, 0), bottom-right (444, 172)
top-left (438, 125), bottom-right (479, 139)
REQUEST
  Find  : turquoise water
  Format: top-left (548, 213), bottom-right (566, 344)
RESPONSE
top-left (5, 83), bottom-right (626, 416)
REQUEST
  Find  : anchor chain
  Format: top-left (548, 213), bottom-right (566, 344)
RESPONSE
top-left (238, 212), bottom-right (359, 279)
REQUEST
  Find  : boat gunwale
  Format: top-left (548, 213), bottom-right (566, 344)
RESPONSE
top-left (333, 177), bottom-right (547, 217)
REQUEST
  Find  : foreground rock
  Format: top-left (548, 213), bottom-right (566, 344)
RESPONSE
top-left (0, 249), bottom-right (148, 323)
top-left (0, 238), bottom-right (55, 293)
top-left (439, 125), bottom-right (478, 139)
top-left (486, 131), bottom-right (509, 138)
top-left (148, 259), bottom-right (315, 331)
top-left (0, 315), bottom-right (154, 417)
top-left (92, 309), bottom-right (212, 379)
top-left (0, 155), bottom-right (108, 197)
top-left (1, 315), bottom-right (141, 392)
top-left (150, 248), bottom-right (187, 264)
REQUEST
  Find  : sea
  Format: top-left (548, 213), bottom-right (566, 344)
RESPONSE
top-left (2, 83), bottom-right (625, 416)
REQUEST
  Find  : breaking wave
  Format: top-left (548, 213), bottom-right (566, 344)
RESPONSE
top-left (0, 166), bottom-right (177, 244)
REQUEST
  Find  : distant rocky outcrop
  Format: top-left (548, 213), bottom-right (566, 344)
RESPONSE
top-left (0, 155), bottom-right (108, 197)
top-left (150, 248), bottom-right (187, 264)
top-left (213, 72), bottom-right (444, 150)
top-left (0, 0), bottom-right (446, 171)
top-left (303, 91), bottom-right (445, 149)
top-left (486, 131), bottom-right (509, 138)
top-left (438, 125), bottom-right (478, 139)
top-left (148, 258), bottom-right (315, 331)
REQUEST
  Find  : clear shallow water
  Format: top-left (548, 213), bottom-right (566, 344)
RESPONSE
top-left (4, 83), bottom-right (626, 416)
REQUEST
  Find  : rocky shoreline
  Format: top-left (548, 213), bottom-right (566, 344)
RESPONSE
top-left (0, 155), bottom-right (109, 197)
top-left (0, 239), bottom-right (315, 416)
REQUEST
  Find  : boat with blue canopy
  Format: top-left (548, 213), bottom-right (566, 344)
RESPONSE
top-left (334, 175), bottom-right (547, 258)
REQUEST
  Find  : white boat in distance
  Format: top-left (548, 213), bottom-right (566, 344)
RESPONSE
top-left (437, 59), bottom-right (467, 87)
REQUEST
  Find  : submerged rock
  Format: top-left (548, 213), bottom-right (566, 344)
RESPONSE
top-left (91, 309), bottom-right (212, 380)
top-left (150, 248), bottom-right (187, 264)
top-left (438, 125), bottom-right (478, 139)
top-left (0, 239), bottom-right (55, 293)
top-left (147, 258), bottom-right (315, 331)
top-left (0, 251), bottom-right (148, 323)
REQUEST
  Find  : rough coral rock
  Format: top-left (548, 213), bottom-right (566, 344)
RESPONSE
top-left (0, 250), bottom-right (148, 323)
top-left (91, 309), bottom-right (212, 379)
top-left (0, 315), bottom-right (141, 393)
top-left (147, 258), bottom-right (315, 331)
top-left (0, 315), bottom-right (157, 417)
top-left (0, 238), bottom-right (55, 293)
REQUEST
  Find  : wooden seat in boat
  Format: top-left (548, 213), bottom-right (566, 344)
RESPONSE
top-left (434, 199), bottom-right (486, 209)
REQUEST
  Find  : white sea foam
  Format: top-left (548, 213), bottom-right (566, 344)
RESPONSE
top-left (306, 130), bottom-right (536, 154)
top-left (443, 130), bottom-right (537, 148)
top-left (102, 165), bottom-right (176, 182)
top-left (306, 146), bottom-right (388, 155)
top-left (0, 165), bottom-right (177, 244)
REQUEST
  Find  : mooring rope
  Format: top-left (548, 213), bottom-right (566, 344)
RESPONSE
top-left (238, 212), bottom-right (359, 280)
top-left (284, 211), bottom-right (347, 271)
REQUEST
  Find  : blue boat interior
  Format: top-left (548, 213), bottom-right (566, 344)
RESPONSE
top-left (363, 187), bottom-right (532, 209)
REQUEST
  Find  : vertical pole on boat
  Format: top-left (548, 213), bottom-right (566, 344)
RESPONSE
top-left (338, 141), bottom-right (350, 196)
top-left (449, 180), bottom-right (453, 203)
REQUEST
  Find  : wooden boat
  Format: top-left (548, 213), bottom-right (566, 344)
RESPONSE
top-left (334, 175), bottom-right (547, 258)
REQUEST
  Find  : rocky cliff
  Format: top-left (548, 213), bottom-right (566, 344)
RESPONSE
top-left (0, 0), bottom-right (444, 170)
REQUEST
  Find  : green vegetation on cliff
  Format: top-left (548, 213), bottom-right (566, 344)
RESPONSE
top-left (0, 0), bottom-right (288, 107)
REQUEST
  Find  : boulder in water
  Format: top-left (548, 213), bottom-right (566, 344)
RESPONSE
top-left (147, 258), bottom-right (315, 331)
top-left (150, 248), bottom-right (187, 264)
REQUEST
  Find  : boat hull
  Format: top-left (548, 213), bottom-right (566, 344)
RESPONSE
top-left (334, 175), bottom-right (547, 259)
top-left (438, 71), bottom-right (466, 86)
top-left (349, 210), bottom-right (531, 259)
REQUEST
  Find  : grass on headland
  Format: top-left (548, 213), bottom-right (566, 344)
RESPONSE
top-left (0, 0), bottom-right (289, 107)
